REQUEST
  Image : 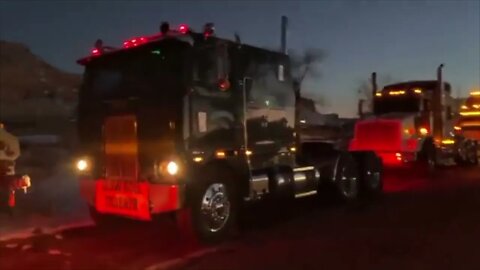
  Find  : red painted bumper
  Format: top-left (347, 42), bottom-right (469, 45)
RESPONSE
top-left (79, 178), bottom-right (183, 221)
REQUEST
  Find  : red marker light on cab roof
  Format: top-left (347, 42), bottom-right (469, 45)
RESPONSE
top-left (123, 37), bottom-right (149, 48)
top-left (179, 24), bottom-right (189, 34)
top-left (91, 48), bottom-right (101, 56)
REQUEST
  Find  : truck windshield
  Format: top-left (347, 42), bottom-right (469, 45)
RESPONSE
top-left (81, 40), bottom-right (190, 101)
top-left (373, 96), bottom-right (421, 115)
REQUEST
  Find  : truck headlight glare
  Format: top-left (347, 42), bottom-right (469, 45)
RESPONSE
top-left (166, 161), bottom-right (179, 175)
top-left (76, 159), bottom-right (89, 171)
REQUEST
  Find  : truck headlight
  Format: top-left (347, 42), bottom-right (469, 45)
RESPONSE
top-left (158, 161), bottom-right (179, 176)
top-left (76, 159), bottom-right (89, 172)
top-left (166, 161), bottom-right (179, 175)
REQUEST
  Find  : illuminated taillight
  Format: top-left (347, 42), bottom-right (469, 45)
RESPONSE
top-left (419, 127), bottom-right (429, 136)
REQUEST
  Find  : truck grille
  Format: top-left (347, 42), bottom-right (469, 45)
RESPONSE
top-left (103, 115), bottom-right (138, 180)
top-left (353, 120), bottom-right (402, 151)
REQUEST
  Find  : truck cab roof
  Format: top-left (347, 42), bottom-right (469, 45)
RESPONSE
top-left (382, 80), bottom-right (451, 93)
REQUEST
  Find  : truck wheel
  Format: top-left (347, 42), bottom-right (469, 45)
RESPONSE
top-left (334, 153), bottom-right (360, 201)
top-left (187, 168), bottom-right (238, 243)
top-left (354, 152), bottom-right (383, 198)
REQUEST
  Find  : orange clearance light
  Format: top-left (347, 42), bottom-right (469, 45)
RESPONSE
top-left (375, 92), bottom-right (382, 97)
top-left (441, 139), bottom-right (455, 145)
top-left (471, 91), bottom-right (480, 96)
top-left (216, 151), bottom-right (226, 158)
top-left (404, 128), bottom-right (414, 135)
top-left (389, 90), bottom-right (405, 96)
top-left (290, 147), bottom-right (296, 152)
top-left (413, 88), bottom-right (422, 94)
top-left (245, 150), bottom-right (253, 156)
top-left (193, 157), bottom-right (203, 163)
top-left (454, 126), bottom-right (462, 131)
top-left (419, 127), bottom-right (429, 135)
top-left (461, 105), bottom-right (468, 110)
top-left (460, 111), bottom-right (480, 116)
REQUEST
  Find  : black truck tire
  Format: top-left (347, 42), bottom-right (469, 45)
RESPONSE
top-left (353, 151), bottom-right (383, 198)
top-left (181, 167), bottom-right (238, 243)
top-left (333, 152), bottom-right (360, 202)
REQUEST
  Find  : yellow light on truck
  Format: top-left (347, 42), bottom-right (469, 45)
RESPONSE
top-left (375, 92), bottom-right (382, 97)
top-left (216, 151), bottom-right (226, 158)
top-left (166, 161), bottom-right (179, 175)
top-left (419, 127), bottom-right (429, 135)
top-left (389, 90), bottom-right (405, 96)
top-left (461, 105), bottom-right (468, 110)
top-left (193, 157), bottom-right (203, 163)
top-left (454, 126), bottom-right (461, 131)
top-left (245, 150), bottom-right (253, 156)
top-left (473, 104), bottom-right (480, 109)
top-left (441, 139), bottom-right (455, 145)
top-left (471, 91), bottom-right (480, 96)
top-left (413, 88), bottom-right (422, 94)
top-left (76, 159), bottom-right (89, 171)
top-left (460, 111), bottom-right (480, 116)
top-left (290, 147), bottom-right (296, 152)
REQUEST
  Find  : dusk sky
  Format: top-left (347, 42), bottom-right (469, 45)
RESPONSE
top-left (1, 0), bottom-right (479, 116)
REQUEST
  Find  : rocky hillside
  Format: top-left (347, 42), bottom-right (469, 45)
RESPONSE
top-left (0, 40), bottom-right (81, 134)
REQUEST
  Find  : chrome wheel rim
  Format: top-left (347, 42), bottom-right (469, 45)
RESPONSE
top-left (200, 183), bottom-right (231, 233)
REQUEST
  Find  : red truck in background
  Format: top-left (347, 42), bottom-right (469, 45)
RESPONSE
top-left (456, 91), bottom-right (480, 158)
top-left (350, 65), bottom-right (479, 169)
top-left (457, 91), bottom-right (480, 140)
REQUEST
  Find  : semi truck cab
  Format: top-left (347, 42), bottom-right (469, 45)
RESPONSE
top-left (350, 69), bottom-right (478, 168)
top-left (75, 21), bottom-right (383, 242)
